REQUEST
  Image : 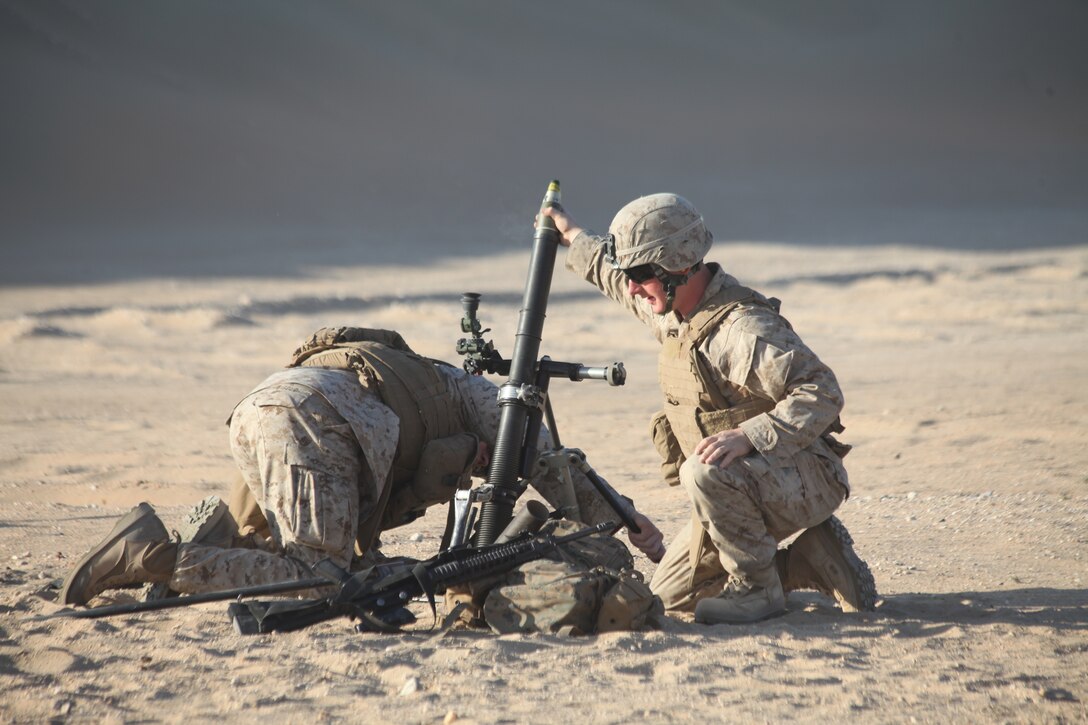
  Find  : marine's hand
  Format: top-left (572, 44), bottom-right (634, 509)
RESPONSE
top-left (535, 205), bottom-right (583, 247)
top-left (695, 429), bottom-right (754, 468)
top-left (472, 441), bottom-right (491, 474)
top-left (627, 513), bottom-right (665, 563)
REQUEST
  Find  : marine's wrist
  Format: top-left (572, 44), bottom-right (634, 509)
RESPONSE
top-left (739, 414), bottom-right (776, 454)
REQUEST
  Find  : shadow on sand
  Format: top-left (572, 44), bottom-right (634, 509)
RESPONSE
top-left (663, 588), bottom-right (1088, 646)
top-left (871, 588), bottom-right (1088, 634)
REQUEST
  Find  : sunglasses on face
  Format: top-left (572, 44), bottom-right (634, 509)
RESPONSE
top-left (622, 264), bottom-right (658, 284)
top-left (602, 235), bottom-right (659, 284)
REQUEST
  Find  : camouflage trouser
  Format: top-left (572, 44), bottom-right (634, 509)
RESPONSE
top-left (649, 449), bottom-right (846, 611)
top-left (170, 383), bottom-right (363, 595)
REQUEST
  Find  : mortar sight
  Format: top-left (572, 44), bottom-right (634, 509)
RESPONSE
top-left (460, 292), bottom-right (483, 334)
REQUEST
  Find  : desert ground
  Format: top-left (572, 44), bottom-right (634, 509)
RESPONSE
top-left (3, 0), bottom-right (1087, 722)
top-left (1, 240), bottom-right (1085, 723)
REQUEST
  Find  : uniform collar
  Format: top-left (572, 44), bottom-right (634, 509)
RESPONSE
top-left (660, 263), bottom-right (742, 333)
top-left (684, 263), bottom-right (743, 316)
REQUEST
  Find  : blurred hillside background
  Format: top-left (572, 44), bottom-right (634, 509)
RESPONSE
top-left (1, 0), bottom-right (1085, 284)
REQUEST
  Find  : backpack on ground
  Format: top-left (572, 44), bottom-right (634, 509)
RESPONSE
top-left (469, 517), bottom-right (663, 635)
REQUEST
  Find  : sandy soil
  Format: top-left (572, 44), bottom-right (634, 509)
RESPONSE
top-left (1, 243), bottom-right (1086, 723)
top-left (3, 3), bottom-right (1086, 723)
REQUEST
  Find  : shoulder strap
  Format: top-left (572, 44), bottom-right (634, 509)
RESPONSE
top-left (684, 284), bottom-right (776, 346)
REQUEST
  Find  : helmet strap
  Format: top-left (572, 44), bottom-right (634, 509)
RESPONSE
top-left (652, 262), bottom-right (702, 315)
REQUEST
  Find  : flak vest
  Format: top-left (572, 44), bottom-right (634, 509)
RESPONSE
top-left (655, 285), bottom-right (852, 580)
top-left (657, 286), bottom-right (786, 581)
top-left (289, 327), bottom-right (476, 544)
top-left (657, 285), bottom-right (780, 460)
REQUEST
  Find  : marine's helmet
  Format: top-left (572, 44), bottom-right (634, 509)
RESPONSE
top-left (602, 193), bottom-right (713, 311)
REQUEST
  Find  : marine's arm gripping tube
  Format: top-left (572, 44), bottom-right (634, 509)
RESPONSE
top-left (475, 181), bottom-right (563, 547)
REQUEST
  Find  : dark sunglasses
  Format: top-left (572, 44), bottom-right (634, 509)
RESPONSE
top-left (622, 264), bottom-right (658, 284)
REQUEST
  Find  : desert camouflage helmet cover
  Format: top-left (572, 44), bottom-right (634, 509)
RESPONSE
top-left (605, 193), bottom-right (713, 272)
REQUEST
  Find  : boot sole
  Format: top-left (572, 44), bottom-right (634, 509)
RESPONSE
top-left (61, 502), bottom-right (165, 606)
top-left (799, 515), bottom-right (878, 612)
top-left (142, 496), bottom-right (229, 602)
top-left (179, 496), bottom-right (230, 543)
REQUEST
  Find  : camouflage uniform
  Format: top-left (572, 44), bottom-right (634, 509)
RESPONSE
top-left (170, 365), bottom-right (617, 595)
top-left (170, 367), bottom-right (396, 594)
top-left (566, 233), bottom-right (849, 611)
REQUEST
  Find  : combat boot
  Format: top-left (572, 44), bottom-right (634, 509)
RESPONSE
top-left (177, 495), bottom-right (238, 548)
top-left (694, 572), bottom-right (786, 624)
top-left (143, 496), bottom-right (238, 601)
top-left (779, 515), bottom-right (877, 612)
top-left (60, 502), bottom-right (178, 606)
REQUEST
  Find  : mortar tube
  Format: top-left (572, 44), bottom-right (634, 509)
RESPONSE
top-left (494, 500), bottom-right (550, 544)
top-left (476, 181), bottom-right (561, 545)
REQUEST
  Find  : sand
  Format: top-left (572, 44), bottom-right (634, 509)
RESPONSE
top-left (2, 3), bottom-right (1087, 721)
top-left (1, 242), bottom-right (1085, 723)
